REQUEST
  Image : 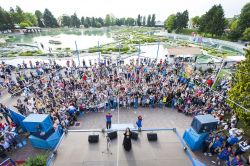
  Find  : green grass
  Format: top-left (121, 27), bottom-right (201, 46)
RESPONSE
top-left (19, 50), bottom-right (44, 56)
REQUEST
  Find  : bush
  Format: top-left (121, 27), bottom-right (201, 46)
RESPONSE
top-left (24, 154), bottom-right (47, 166)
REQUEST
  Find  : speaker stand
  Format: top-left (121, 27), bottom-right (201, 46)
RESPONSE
top-left (102, 136), bottom-right (112, 155)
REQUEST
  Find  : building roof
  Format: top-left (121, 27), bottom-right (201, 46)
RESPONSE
top-left (167, 47), bottom-right (202, 55)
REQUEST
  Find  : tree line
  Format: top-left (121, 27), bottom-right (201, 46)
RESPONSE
top-left (61, 13), bottom-right (156, 28)
top-left (164, 2), bottom-right (250, 41)
top-left (0, 5), bottom-right (157, 31)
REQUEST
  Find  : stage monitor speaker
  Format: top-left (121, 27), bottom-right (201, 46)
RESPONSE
top-left (88, 134), bottom-right (99, 143)
top-left (147, 133), bottom-right (157, 141)
top-left (131, 131), bottom-right (138, 140)
top-left (108, 131), bottom-right (117, 140)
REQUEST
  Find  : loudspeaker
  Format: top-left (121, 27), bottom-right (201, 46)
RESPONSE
top-left (131, 131), bottom-right (138, 140)
top-left (88, 134), bottom-right (99, 143)
top-left (147, 133), bottom-right (157, 141)
top-left (107, 131), bottom-right (117, 140)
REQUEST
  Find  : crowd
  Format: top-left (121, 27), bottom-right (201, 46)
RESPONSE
top-left (0, 57), bottom-right (249, 165)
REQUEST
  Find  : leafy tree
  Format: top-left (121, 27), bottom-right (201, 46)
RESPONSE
top-left (35, 10), bottom-right (44, 27)
top-left (0, 7), bottom-right (14, 31)
top-left (105, 14), bottom-right (111, 26)
top-left (126, 17), bottom-right (135, 26)
top-left (191, 16), bottom-right (200, 28)
top-left (43, 8), bottom-right (58, 27)
top-left (24, 13), bottom-right (37, 26)
top-left (151, 14), bottom-right (156, 27)
top-left (84, 17), bottom-right (91, 28)
top-left (242, 28), bottom-right (250, 41)
top-left (174, 10), bottom-right (189, 32)
top-left (238, 2), bottom-right (250, 34)
top-left (227, 29), bottom-right (241, 41)
top-left (81, 16), bottom-right (85, 25)
top-left (97, 17), bottom-right (104, 26)
top-left (147, 14), bottom-right (151, 26)
top-left (70, 13), bottom-right (81, 28)
top-left (14, 6), bottom-right (24, 24)
top-left (164, 14), bottom-right (175, 32)
top-left (199, 5), bottom-right (226, 36)
top-left (137, 14), bottom-right (142, 26)
top-left (61, 15), bottom-right (71, 27)
top-left (142, 16), bottom-right (146, 26)
top-left (228, 49), bottom-right (250, 126)
top-left (198, 14), bottom-right (206, 33)
top-left (19, 21), bottom-right (31, 28)
top-left (230, 19), bottom-right (239, 30)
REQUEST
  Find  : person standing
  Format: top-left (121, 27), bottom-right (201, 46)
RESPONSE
top-left (136, 115), bottom-right (143, 132)
top-left (123, 128), bottom-right (132, 151)
top-left (106, 113), bottom-right (112, 129)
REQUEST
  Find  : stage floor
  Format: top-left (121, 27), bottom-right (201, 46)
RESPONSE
top-left (51, 130), bottom-right (192, 166)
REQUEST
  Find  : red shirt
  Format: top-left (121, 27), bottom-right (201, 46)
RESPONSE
top-left (82, 74), bottom-right (87, 81)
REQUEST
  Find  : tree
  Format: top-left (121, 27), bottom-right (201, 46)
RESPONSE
top-left (198, 14), bottom-right (206, 33)
top-left (43, 8), bottom-right (58, 27)
top-left (164, 14), bottom-right (175, 32)
top-left (105, 14), bottom-right (111, 26)
top-left (97, 17), bottom-right (104, 26)
top-left (147, 14), bottom-right (151, 26)
top-left (238, 2), bottom-right (250, 34)
top-left (151, 14), bottom-right (156, 26)
top-left (84, 17), bottom-right (91, 28)
top-left (142, 16), bottom-right (146, 26)
top-left (81, 17), bottom-right (85, 25)
top-left (242, 28), bottom-right (250, 41)
top-left (191, 16), bottom-right (200, 28)
top-left (70, 13), bottom-right (81, 28)
top-left (61, 15), bottom-right (71, 27)
top-left (198, 5), bottom-right (226, 37)
top-left (137, 14), bottom-right (142, 26)
top-left (35, 10), bottom-right (44, 27)
top-left (24, 13), bottom-right (37, 26)
top-left (199, 5), bottom-right (226, 36)
top-left (0, 7), bottom-right (14, 31)
top-left (125, 17), bottom-right (135, 26)
top-left (228, 49), bottom-right (250, 126)
top-left (174, 10), bottom-right (189, 32)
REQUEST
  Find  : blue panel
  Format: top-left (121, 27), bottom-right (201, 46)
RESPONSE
top-left (9, 109), bottom-right (26, 131)
top-left (194, 115), bottom-right (218, 124)
top-left (29, 135), bottom-right (51, 149)
top-left (23, 114), bottom-right (53, 133)
top-left (183, 127), bottom-right (208, 151)
top-left (29, 129), bottom-right (62, 150)
top-left (191, 115), bottom-right (218, 134)
top-left (47, 129), bottom-right (62, 148)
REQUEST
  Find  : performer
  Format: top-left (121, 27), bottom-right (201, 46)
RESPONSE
top-left (106, 113), bottom-right (112, 129)
top-left (123, 128), bottom-right (132, 151)
top-left (136, 115), bottom-right (143, 132)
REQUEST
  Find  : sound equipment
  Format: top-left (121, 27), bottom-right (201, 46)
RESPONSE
top-left (88, 134), bottom-right (99, 143)
top-left (147, 132), bottom-right (157, 141)
top-left (131, 131), bottom-right (138, 140)
top-left (107, 131), bottom-right (117, 140)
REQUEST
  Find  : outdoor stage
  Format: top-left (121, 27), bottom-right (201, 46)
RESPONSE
top-left (51, 130), bottom-right (193, 166)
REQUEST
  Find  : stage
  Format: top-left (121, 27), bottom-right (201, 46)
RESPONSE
top-left (51, 130), bottom-right (193, 166)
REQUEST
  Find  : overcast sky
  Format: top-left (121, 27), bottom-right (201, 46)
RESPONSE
top-left (1, 0), bottom-right (249, 21)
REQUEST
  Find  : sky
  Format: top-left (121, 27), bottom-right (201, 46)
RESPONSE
top-left (0, 0), bottom-right (249, 21)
